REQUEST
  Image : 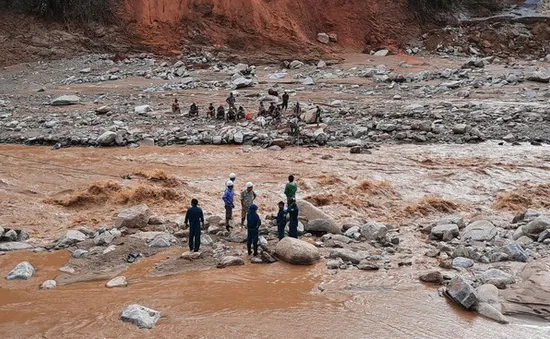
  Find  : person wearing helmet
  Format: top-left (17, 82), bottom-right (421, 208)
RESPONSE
top-left (240, 182), bottom-right (257, 227)
top-left (184, 198), bottom-right (204, 252)
top-left (228, 173), bottom-right (236, 184)
top-left (287, 197), bottom-right (299, 238)
top-left (246, 204), bottom-right (261, 256)
top-left (222, 180), bottom-right (235, 232)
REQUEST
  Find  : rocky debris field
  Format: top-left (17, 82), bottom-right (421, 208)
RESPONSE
top-left (3, 198), bottom-right (550, 325)
top-left (1, 52), bottom-right (550, 150)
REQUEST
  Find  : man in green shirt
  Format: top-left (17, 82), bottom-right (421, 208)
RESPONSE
top-left (284, 175), bottom-right (297, 206)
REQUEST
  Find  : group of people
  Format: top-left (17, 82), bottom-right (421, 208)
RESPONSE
top-left (184, 173), bottom-right (300, 256)
top-left (170, 90), bottom-right (322, 131)
top-left (171, 93), bottom-right (249, 122)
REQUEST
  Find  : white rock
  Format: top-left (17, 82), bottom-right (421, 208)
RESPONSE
top-left (106, 276), bottom-right (128, 288)
top-left (40, 280), bottom-right (57, 289)
top-left (317, 33), bottom-right (330, 44)
top-left (120, 304), bottom-right (161, 329)
top-left (374, 49), bottom-right (390, 57)
top-left (134, 105), bottom-right (152, 114)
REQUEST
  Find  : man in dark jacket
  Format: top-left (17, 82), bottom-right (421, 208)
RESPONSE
top-left (184, 199), bottom-right (205, 252)
top-left (247, 204), bottom-right (261, 256)
top-left (226, 93), bottom-right (236, 110)
top-left (276, 201), bottom-right (286, 240)
top-left (287, 198), bottom-right (299, 238)
top-left (282, 91), bottom-right (289, 111)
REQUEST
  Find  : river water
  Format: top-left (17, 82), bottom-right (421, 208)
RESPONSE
top-left (1, 143), bottom-right (550, 338)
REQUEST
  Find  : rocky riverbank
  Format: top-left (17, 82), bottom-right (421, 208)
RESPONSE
top-left (1, 52), bottom-right (549, 149)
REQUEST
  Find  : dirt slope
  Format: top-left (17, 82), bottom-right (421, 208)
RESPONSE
top-left (121, 0), bottom-right (416, 55)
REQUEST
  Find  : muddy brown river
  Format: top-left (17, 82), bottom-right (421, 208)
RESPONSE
top-left (1, 143), bottom-right (550, 338)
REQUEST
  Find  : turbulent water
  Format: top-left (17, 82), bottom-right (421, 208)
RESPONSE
top-left (1, 143), bottom-right (550, 338)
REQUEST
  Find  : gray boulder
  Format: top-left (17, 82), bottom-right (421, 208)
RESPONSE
top-left (296, 200), bottom-right (332, 221)
top-left (480, 269), bottom-right (515, 287)
top-left (328, 248), bottom-right (367, 264)
top-left (115, 204), bottom-right (151, 229)
top-left (120, 304), bottom-right (161, 329)
top-left (503, 242), bottom-right (529, 262)
top-left (72, 249), bottom-right (89, 258)
top-left (6, 261), bottom-right (35, 280)
top-left (232, 77), bottom-right (253, 89)
top-left (51, 95), bottom-right (80, 106)
top-left (452, 257), bottom-right (474, 269)
top-left (305, 219), bottom-right (341, 234)
top-left (3, 229), bottom-right (18, 241)
top-left (526, 71), bottom-right (550, 83)
top-left (361, 222), bottom-right (387, 241)
top-left (538, 229), bottom-right (550, 243)
top-left (317, 33), bottom-right (330, 44)
top-left (445, 276), bottom-right (478, 309)
top-left (0, 242), bottom-right (33, 251)
top-left (149, 233), bottom-right (175, 248)
top-left (55, 230), bottom-right (87, 248)
top-left (344, 226), bottom-right (360, 238)
top-left (462, 220), bottom-right (497, 242)
top-left (326, 258), bottom-right (344, 269)
top-left (475, 284), bottom-right (508, 323)
top-left (374, 49), bottom-right (389, 56)
top-left (134, 105), bottom-right (152, 114)
top-left (275, 237), bottom-right (320, 265)
top-left (419, 271), bottom-right (443, 284)
top-left (431, 224), bottom-right (459, 240)
top-left (217, 256), bottom-right (245, 268)
top-left (96, 131), bottom-right (118, 146)
top-left (94, 231), bottom-right (114, 246)
top-left (523, 216), bottom-right (550, 237)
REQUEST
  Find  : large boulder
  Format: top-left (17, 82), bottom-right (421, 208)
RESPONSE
top-left (296, 200), bottom-right (332, 221)
top-left (462, 220), bottom-right (497, 242)
top-left (317, 33), bottom-right (330, 44)
top-left (302, 109), bottom-right (318, 124)
top-left (94, 231), bottom-right (114, 246)
top-left (305, 219), bottom-right (341, 234)
top-left (232, 77), bottom-right (254, 89)
top-left (361, 222), bottom-right (387, 241)
top-left (115, 204), bottom-right (151, 229)
top-left (500, 257), bottom-right (550, 321)
top-left (54, 230), bottom-right (87, 248)
top-left (475, 284), bottom-right (508, 324)
top-left (51, 95), bottom-right (80, 106)
top-left (526, 71), bottom-right (550, 83)
top-left (480, 269), bottom-right (515, 288)
top-left (120, 304), bottom-right (161, 329)
top-left (445, 276), bottom-right (478, 310)
top-left (503, 242), bottom-right (529, 262)
top-left (0, 242), bottom-right (34, 251)
top-left (275, 237), bottom-right (320, 265)
top-left (329, 248), bottom-right (367, 264)
top-left (6, 261), bottom-right (35, 280)
top-left (523, 216), bottom-right (550, 237)
top-left (96, 131), bottom-right (118, 146)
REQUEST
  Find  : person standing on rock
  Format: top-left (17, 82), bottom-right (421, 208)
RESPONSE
top-left (226, 92), bottom-right (236, 111)
top-left (247, 204), bottom-right (261, 256)
top-left (184, 198), bottom-right (204, 252)
top-left (293, 102), bottom-right (302, 119)
top-left (229, 172), bottom-right (237, 184)
top-left (240, 182), bottom-right (257, 227)
top-left (284, 175), bottom-right (298, 205)
top-left (282, 91), bottom-right (289, 111)
top-left (315, 106), bottom-right (323, 125)
top-left (277, 201), bottom-right (287, 240)
top-left (287, 197), bottom-right (299, 238)
top-left (223, 181), bottom-right (235, 232)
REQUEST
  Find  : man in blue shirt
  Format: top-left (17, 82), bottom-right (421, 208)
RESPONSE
top-left (247, 204), bottom-right (261, 256)
top-left (222, 181), bottom-right (235, 232)
top-left (184, 199), bottom-right (204, 252)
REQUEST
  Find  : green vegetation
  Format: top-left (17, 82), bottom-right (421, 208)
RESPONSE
top-left (0, 0), bottom-right (114, 23)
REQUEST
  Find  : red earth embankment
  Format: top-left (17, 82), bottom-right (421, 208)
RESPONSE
top-left (121, 0), bottom-right (417, 55)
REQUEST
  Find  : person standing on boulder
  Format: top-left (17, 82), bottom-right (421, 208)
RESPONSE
top-left (282, 91), bottom-right (289, 111)
top-left (240, 182), bottom-right (257, 227)
top-left (184, 199), bottom-right (204, 252)
top-left (226, 92), bottom-right (236, 111)
top-left (284, 175), bottom-right (298, 205)
top-left (246, 204), bottom-right (261, 256)
top-left (277, 201), bottom-right (287, 240)
top-left (287, 197), bottom-right (299, 238)
top-left (223, 181), bottom-right (235, 232)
